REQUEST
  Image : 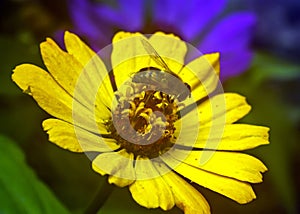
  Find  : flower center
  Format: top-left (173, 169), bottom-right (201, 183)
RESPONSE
top-left (106, 83), bottom-right (179, 159)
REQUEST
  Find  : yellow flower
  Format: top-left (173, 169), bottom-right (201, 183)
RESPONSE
top-left (12, 31), bottom-right (269, 213)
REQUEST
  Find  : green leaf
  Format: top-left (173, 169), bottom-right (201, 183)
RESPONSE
top-left (0, 32), bottom-right (42, 96)
top-left (250, 52), bottom-right (300, 84)
top-left (0, 135), bottom-right (69, 214)
top-left (225, 72), bottom-right (298, 214)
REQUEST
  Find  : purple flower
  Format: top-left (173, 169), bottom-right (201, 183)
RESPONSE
top-left (68, 0), bottom-right (256, 80)
top-left (232, 0), bottom-right (300, 61)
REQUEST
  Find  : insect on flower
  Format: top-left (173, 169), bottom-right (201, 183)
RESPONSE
top-left (132, 38), bottom-right (191, 101)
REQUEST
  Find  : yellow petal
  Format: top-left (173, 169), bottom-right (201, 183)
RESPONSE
top-left (111, 32), bottom-right (186, 89)
top-left (42, 119), bottom-right (118, 152)
top-left (129, 157), bottom-right (175, 211)
top-left (40, 37), bottom-right (83, 96)
top-left (107, 175), bottom-right (134, 188)
top-left (178, 53), bottom-right (220, 103)
top-left (175, 123), bottom-right (269, 151)
top-left (92, 150), bottom-right (135, 187)
top-left (161, 154), bottom-right (257, 204)
top-left (198, 93), bottom-right (251, 127)
top-left (174, 93), bottom-right (253, 149)
top-left (175, 93), bottom-right (251, 148)
top-left (171, 150), bottom-right (267, 183)
top-left (64, 31), bottom-right (114, 110)
top-left (94, 73), bottom-right (115, 120)
top-left (12, 64), bottom-right (73, 121)
top-left (173, 105), bottom-right (201, 149)
top-left (155, 163), bottom-right (210, 214)
top-left (97, 169), bottom-right (137, 188)
top-left (194, 124), bottom-right (270, 151)
top-left (12, 64), bottom-right (108, 134)
top-left (64, 31), bottom-right (97, 66)
top-left (111, 32), bottom-right (149, 89)
top-left (42, 36), bottom-right (111, 119)
top-left (148, 32), bottom-right (186, 72)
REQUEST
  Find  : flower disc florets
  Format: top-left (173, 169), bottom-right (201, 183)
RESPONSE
top-left (107, 79), bottom-right (180, 159)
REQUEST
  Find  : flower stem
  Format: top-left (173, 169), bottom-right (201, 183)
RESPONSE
top-left (84, 181), bottom-right (115, 214)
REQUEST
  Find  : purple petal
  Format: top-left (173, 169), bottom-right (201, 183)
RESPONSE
top-left (68, 0), bottom-right (111, 48)
top-left (152, 0), bottom-right (183, 24)
top-left (68, 0), bottom-right (145, 49)
top-left (68, 0), bottom-right (102, 38)
top-left (220, 49), bottom-right (253, 80)
top-left (93, 0), bottom-right (145, 31)
top-left (198, 12), bottom-right (257, 52)
top-left (53, 29), bottom-right (66, 50)
top-left (116, 0), bottom-right (145, 30)
top-left (152, 0), bottom-right (226, 40)
top-left (197, 12), bottom-right (257, 79)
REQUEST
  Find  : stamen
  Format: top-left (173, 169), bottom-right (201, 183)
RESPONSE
top-left (107, 84), bottom-right (180, 159)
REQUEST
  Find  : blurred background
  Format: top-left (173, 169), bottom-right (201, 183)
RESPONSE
top-left (0, 0), bottom-right (299, 213)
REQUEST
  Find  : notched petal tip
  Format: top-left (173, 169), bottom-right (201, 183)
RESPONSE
top-left (42, 119), bottom-right (84, 153)
top-left (23, 86), bottom-right (32, 95)
top-left (12, 64), bottom-right (46, 92)
top-left (112, 31), bottom-right (144, 43)
top-left (92, 162), bottom-right (107, 176)
top-left (40, 37), bottom-right (57, 50)
top-left (93, 164), bottom-right (135, 188)
top-left (92, 150), bottom-right (136, 185)
top-left (108, 175), bottom-right (135, 188)
top-left (150, 31), bottom-right (181, 40)
top-left (223, 93), bottom-right (252, 123)
top-left (63, 30), bottom-right (86, 50)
